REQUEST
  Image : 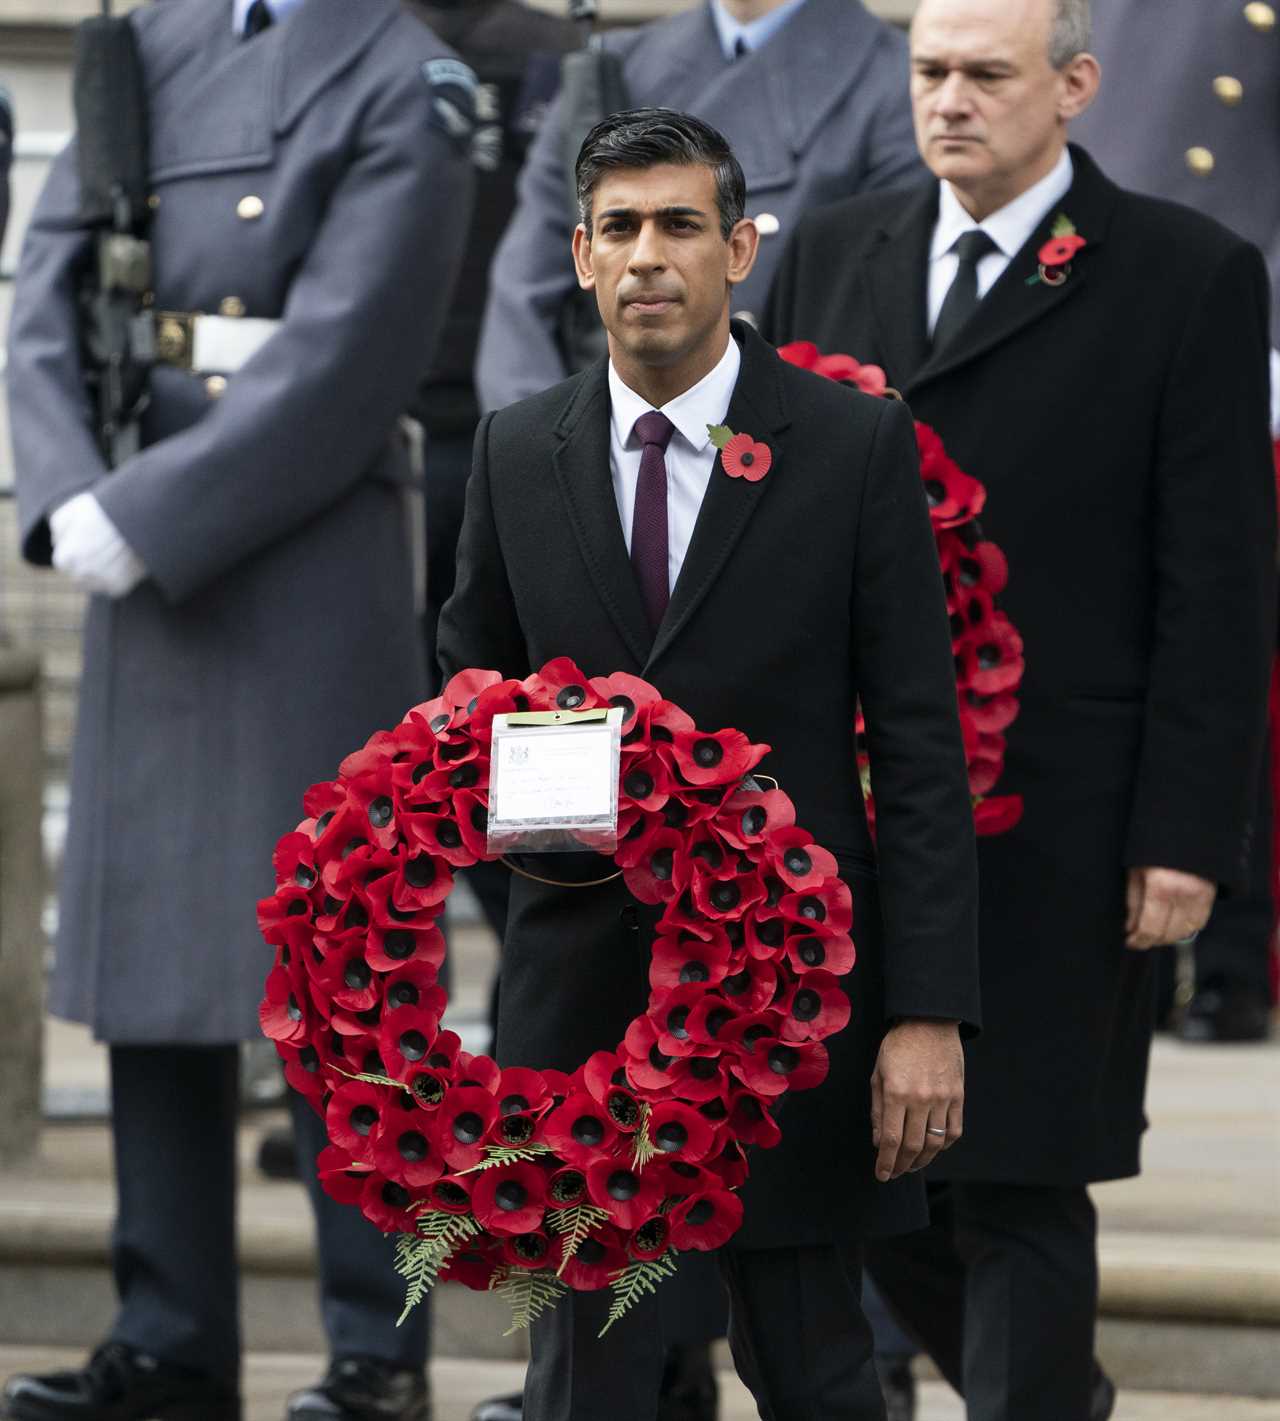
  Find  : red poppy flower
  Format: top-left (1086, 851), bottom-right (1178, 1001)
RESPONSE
top-left (360, 1170), bottom-right (423, 1233)
top-left (725, 1090), bottom-right (781, 1148)
top-left (496, 1066), bottom-right (554, 1122)
top-left (621, 1017), bottom-right (679, 1092)
top-left (310, 938), bottom-right (380, 1014)
top-left (974, 794), bottom-right (1024, 835)
top-left (377, 1003), bottom-right (446, 1083)
top-left (1038, 232), bottom-right (1085, 268)
top-left (427, 1174), bottom-right (474, 1215)
top-left (543, 1092), bottom-right (620, 1166)
top-left (315, 1145), bottom-right (372, 1206)
top-left (916, 422), bottom-right (986, 528)
top-left (388, 849), bottom-right (453, 913)
top-left (617, 752), bottom-right (672, 815)
top-left (650, 984), bottom-right (712, 1058)
top-left (587, 671), bottom-right (663, 736)
top-left (404, 808), bottom-right (478, 869)
top-left (646, 701), bottom-right (697, 769)
top-left (272, 831), bottom-right (321, 893)
top-left (546, 1166), bottom-right (589, 1209)
top-left (502, 1230), bottom-right (560, 1271)
top-left (714, 787), bottom-right (797, 850)
top-left (524, 657), bottom-right (603, 714)
top-left (765, 829), bottom-right (838, 893)
top-left (449, 789), bottom-right (492, 859)
top-left (557, 1229), bottom-right (628, 1291)
top-left (454, 1051), bottom-right (502, 1093)
top-left (730, 1035), bottom-right (829, 1098)
top-left (720, 432), bottom-right (772, 482)
top-left (667, 1189), bottom-right (744, 1251)
top-left (342, 772), bottom-right (402, 854)
top-left (366, 918), bottom-right (445, 975)
top-left (668, 1050), bottom-right (730, 1103)
top-left (649, 928), bottom-right (732, 993)
top-left (964, 688), bottom-right (1021, 735)
top-left (625, 1214), bottom-right (671, 1263)
top-left (716, 957), bottom-right (780, 1013)
top-left (786, 924), bottom-right (856, 978)
top-left (690, 867), bottom-right (766, 923)
top-left (779, 878), bottom-right (853, 935)
top-left (256, 885), bottom-right (316, 946)
top-left (622, 827), bottom-right (688, 904)
top-left (941, 534), bottom-right (1008, 600)
top-left (966, 733), bottom-right (1006, 797)
top-left (440, 1242), bottom-right (500, 1290)
top-left (778, 970), bottom-right (851, 1043)
top-left (278, 1036), bottom-right (327, 1106)
top-left (441, 666), bottom-right (507, 713)
top-left (471, 1161), bottom-right (548, 1237)
top-left (671, 728), bottom-right (766, 788)
top-left (260, 963), bottom-right (312, 1045)
top-left (961, 613), bottom-right (1024, 696)
top-left (586, 1158), bottom-right (664, 1230)
top-left (437, 1085), bottom-right (500, 1170)
top-left (372, 1103), bottom-right (446, 1189)
top-left (466, 679), bottom-right (529, 736)
top-left (645, 1101), bottom-right (716, 1164)
top-left (326, 1080), bottom-right (389, 1163)
top-left (776, 341), bottom-right (890, 396)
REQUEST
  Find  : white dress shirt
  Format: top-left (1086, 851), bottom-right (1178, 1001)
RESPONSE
top-left (709, 0), bottom-right (811, 60)
top-left (927, 148), bottom-right (1075, 335)
top-left (231, 0), bottom-right (305, 33)
top-left (608, 337), bottom-right (742, 595)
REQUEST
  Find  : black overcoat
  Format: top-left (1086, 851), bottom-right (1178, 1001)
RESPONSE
top-left (438, 322), bottom-right (981, 1248)
top-left (764, 145), bottom-right (1277, 1184)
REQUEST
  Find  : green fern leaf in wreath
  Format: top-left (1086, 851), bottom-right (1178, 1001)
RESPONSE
top-left (491, 1266), bottom-right (570, 1336)
top-left (455, 1142), bottom-right (553, 1176)
top-left (631, 1102), bottom-right (659, 1171)
top-left (597, 1251), bottom-right (681, 1337)
top-left (548, 1202), bottom-right (612, 1277)
top-left (392, 1212), bottom-right (482, 1326)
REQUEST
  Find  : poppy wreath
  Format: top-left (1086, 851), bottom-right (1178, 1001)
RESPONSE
top-left (258, 658), bottom-right (856, 1336)
top-left (777, 342), bottom-right (1025, 836)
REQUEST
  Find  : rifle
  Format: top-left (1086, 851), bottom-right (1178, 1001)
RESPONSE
top-left (74, 0), bottom-right (154, 466)
top-left (555, 0), bottom-right (629, 372)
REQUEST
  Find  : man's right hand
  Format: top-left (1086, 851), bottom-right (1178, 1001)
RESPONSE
top-left (870, 1018), bottom-right (964, 1182)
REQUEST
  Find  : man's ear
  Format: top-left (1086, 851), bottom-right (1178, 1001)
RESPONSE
top-left (572, 224), bottom-right (596, 292)
top-left (1059, 52), bottom-right (1101, 121)
top-left (726, 217), bottom-right (760, 288)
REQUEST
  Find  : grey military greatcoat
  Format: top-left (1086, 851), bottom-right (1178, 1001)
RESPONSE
top-left (9, 0), bottom-right (473, 1043)
top-left (475, 0), bottom-right (923, 410)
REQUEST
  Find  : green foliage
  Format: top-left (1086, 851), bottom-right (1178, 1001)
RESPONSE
top-left (332, 1064), bottom-right (403, 1090)
top-left (1050, 212), bottom-right (1077, 238)
top-left (547, 1202), bottom-right (612, 1278)
top-left (491, 1266), bottom-right (569, 1336)
top-left (598, 1252), bottom-right (680, 1336)
top-left (392, 1211), bottom-right (480, 1326)
top-left (706, 423), bottom-right (735, 451)
top-left (631, 1102), bottom-right (658, 1172)
top-left (455, 1142), bottom-right (553, 1176)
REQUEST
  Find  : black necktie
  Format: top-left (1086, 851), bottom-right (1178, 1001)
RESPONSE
top-left (733, 36), bottom-right (749, 59)
top-left (932, 229), bottom-right (998, 354)
top-left (243, 0), bottom-right (273, 37)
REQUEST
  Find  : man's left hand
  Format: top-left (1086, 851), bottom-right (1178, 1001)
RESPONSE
top-left (870, 1019), bottom-right (964, 1183)
top-left (1125, 866), bottom-right (1216, 951)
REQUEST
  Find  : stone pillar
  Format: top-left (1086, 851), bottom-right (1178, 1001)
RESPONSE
top-left (0, 641), bottom-right (44, 1163)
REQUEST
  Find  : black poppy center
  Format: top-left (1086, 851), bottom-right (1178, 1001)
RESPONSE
top-left (398, 1030), bottom-right (428, 1061)
top-left (436, 821), bottom-right (462, 849)
top-left (452, 1111), bottom-right (485, 1144)
top-left (350, 1104), bottom-right (378, 1136)
top-left (649, 1044), bottom-right (673, 1071)
top-left (634, 1218), bottom-right (667, 1252)
top-left (650, 848), bottom-right (674, 881)
top-left (368, 796), bottom-right (394, 829)
top-left (286, 993), bottom-right (302, 1022)
top-left (624, 770), bottom-right (654, 800)
top-left (798, 896), bottom-right (826, 923)
top-left (705, 1007), bottom-right (733, 1038)
top-left (655, 1122), bottom-right (688, 1153)
top-left (743, 1024), bottom-right (772, 1051)
top-left (405, 856), bottom-right (436, 889)
top-left (298, 1045), bottom-right (319, 1072)
top-left (679, 962), bottom-right (710, 984)
top-left (739, 450), bottom-right (754, 468)
top-left (500, 1114), bottom-right (535, 1144)
top-left (784, 847), bottom-right (812, 878)
top-left (500, 1094), bottom-right (530, 1117)
top-left (384, 930), bottom-right (415, 961)
top-left (797, 939), bottom-right (825, 968)
top-left (666, 1006), bottom-right (691, 1040)
top-left (710, 882), bottom-right (740, 912)
top-left (958, 556), bottom-right (981, 587)
top-left (723, 971), bottom-right (751, 997)
top-left (557, 685), bottom-right (587, 710)
top-left (344, 902), bottom-right (368, 930)
top-left (607, 1170), bottom-right (639, 1201)
top-left (571, 1115), bottom-right (605, 1146)
top-left (381, 1182), bottom-right (410, 1208)
top-left (398, 1130), bottom-right (429, 1163)
top-left (977, 643), bottom-right (1001, 669)
top-left (343, 958), bottom-right (372, 991)
top-left (741, 806), bottom-right (767, 837)
top-left (792, 989), bottom-right (822, 1022)
top-left (294, 865), bottom-right (317, 889)
top-left (316, 811), bottom-right (335, 834)
top-left (756, 919), bottom-right (784, 948)
top-left (690, 1056), bottom-right (719, 1080)
top-left (550, 1171), bottom-right (586, 1205)
top-left (434, 1181), bottom-right (468, 1206)
top-left (692, 738), bottom-right (723, 768)
top-left (495, 1181), bottom-right (528, 1212)
top-left (924, 479), bottom-right (945, 506)
top-left (449, 764), bottom-right (479, 789)
top-left (389, 983), bottom-right (420, 1011)
top-left (577, 1239), bottom-right (605, 1265)
top-left (687, 1199), bottom-right (715, 1226)
top-left (608, 1091), bottom-right (640, 1128)
top-left (514, 1234), bottom-right (548, 1262)
top-left (769, 1045), bottom-right (800, 1075)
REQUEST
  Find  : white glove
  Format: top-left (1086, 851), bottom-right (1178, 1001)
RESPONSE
top-left (50, 492), bottom-right (147, 598)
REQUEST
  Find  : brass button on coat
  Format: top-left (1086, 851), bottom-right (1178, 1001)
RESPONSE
top-left (1213, 75), bottom-right (1245, 106)
top-left (218, 296), bottom-right (247, 318)
top-left (205, 375), bottom-right (228, 399)
top-left (236, 195), bottom-right (265, 221)
top-left (1185, 146), bottom-right (1216, 176)
top-left (1244, 1), bottom-right (1276, 30)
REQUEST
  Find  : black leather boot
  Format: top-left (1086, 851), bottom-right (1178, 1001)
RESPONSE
top-left (286, 1358), bottom-right (430, 1421)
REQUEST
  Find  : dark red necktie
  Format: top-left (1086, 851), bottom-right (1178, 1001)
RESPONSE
top-left (630, 411), bottom-right (675, 633)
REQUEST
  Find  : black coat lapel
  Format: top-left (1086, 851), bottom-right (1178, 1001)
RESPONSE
top-left (551, 364), bottom-right (654, 669)
top-left (861, 181), bottom-right (937, 388)
top-left (907, 146), bottom-right (1120, 395)
top-left (646, 323), bottom-right (791, 671)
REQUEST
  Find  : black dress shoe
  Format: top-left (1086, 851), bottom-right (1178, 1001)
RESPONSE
top-left (286, 1358), bottom-right (429, 1421)
top-left (257, 1125), bottom-right (300, 1180)
top-left (1, 1343), bottom-right (240, 1421)
top-left (1178, 988), bottom-right (1272, 1043)
top-left (468, 1395), bottom-right (521, 1421)
top-left (877, 1359), bottom-right (915, 1421)
top-left (1090, 1364), bottom-right (1116, 1421)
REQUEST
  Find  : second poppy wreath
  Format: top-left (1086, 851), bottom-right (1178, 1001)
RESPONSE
top-left (258, 658), bottom-right (857, 1337)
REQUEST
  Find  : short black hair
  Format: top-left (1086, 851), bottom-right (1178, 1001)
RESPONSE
top-left (575, 107), bottom-right (746, 239)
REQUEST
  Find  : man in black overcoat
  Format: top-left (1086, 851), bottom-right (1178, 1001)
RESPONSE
top-left (764, 0), bottom-right (1277, 1416)
top-left (438, 108), bottom-right (981, 1421)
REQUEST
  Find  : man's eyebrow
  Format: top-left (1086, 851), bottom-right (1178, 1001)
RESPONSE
top-left (596, 205), bottom-right (709, 221)
top-left (912, 53), bottom-right (1017, 73)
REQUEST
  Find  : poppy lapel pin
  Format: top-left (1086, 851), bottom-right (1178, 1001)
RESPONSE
top-left (707, 424), bottom-right (772, 482)
top-left (1026, 213), bottom-right (1086, 288)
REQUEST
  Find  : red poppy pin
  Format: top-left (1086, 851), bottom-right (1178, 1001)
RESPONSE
top-left (1027, 213), bottom-right (1086, 287)
top-left (708, 424), bottom-right (772, 482)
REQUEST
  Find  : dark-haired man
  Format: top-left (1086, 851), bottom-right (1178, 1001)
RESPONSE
top-left (765, 0), bottom-right (1276, 1415)
top-left (438, 107), bottom-right (981, 1421)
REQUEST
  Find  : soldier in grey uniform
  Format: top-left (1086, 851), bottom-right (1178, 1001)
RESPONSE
top-left (1, 2), bottom-right (473, 1419)
top-left (475, 0), bottom-right (925, 411)
top-left (1073, 0), bottom-right (1280, 1044)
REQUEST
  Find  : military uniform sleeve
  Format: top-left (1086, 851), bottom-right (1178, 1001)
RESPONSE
top-left (1123, 240), bottom-right (1278, 886)
top-left (857, 30), bottom-right (926, 194)
top-left (436, 412), bottom-right (529, 682)
top-left (89, 65), bottom-right (474, 604)
top-left (474, 83), bottom-right (577, 411)
top-left (7, 140), bottom-right (115, 566)
top-left (852, 396), bottom-right (981, 1031)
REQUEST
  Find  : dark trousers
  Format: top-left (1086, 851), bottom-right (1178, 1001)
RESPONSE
top-left (524, 1244), bottom-right (887, 1421)
top-left (108, 1045), bottom-right (430, 1381)
top-left (866, 1180), bottom-right (1098, 1421)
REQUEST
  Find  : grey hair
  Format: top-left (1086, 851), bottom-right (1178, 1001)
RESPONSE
top-left (1049, 0), bottom-right (1091, 68)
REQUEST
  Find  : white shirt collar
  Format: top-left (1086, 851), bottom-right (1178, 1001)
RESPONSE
top-left (930, 148), bottom-right (1075, 263)
top-left (231, 0), bottom-right (306, 34)
top-left (608, 336), bottom-right (742, 456)
top-left (709, 0), bottom-right (811, 62)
